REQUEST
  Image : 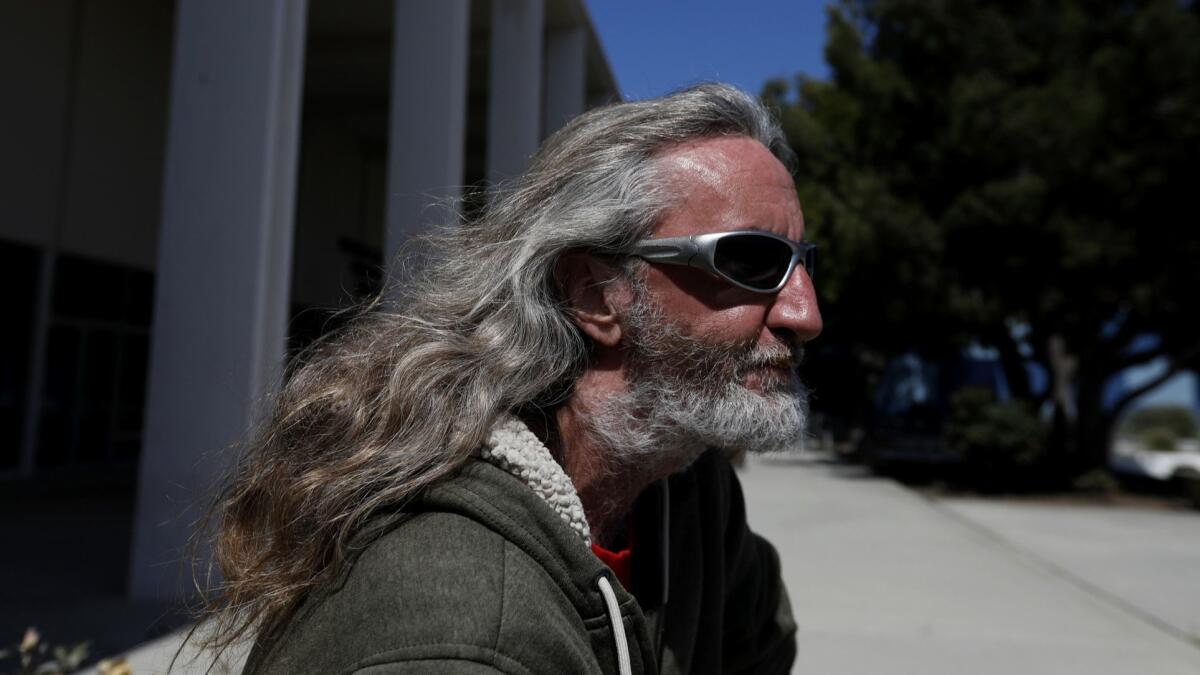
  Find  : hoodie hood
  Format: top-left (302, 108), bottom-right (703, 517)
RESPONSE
top-left (479, 416), bottom-right (593, 545)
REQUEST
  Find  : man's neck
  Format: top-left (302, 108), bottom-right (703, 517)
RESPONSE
top-left (551, 369), bottom-right (694, 548)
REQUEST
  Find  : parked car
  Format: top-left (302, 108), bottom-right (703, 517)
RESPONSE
top-left (1110, 438), bottom-right (1200, 507)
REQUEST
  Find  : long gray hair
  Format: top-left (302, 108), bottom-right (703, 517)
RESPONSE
top-left (201, 83), bottom-right (791, 647)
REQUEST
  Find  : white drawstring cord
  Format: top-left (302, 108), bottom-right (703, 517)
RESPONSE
top-left (596, 575), bottom-right (632, 675)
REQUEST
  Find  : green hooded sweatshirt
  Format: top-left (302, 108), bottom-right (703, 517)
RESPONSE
top-left (241, 438), bottom-right (796, 675)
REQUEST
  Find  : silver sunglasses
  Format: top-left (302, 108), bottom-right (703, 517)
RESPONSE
top-left (628, 230), bottom-right (816, 293)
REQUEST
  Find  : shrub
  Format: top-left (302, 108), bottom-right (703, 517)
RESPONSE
top-left (1073, 467), bottom-right (1121, 494)
top-left (1141, 426), bottom-right (1178, 452)
top-left (0, 628), bottom-right (88, 675)
top-left (942, 387), bottom-right (1046, 474)
top-left (1121, 405), bottom-right (1198, 439)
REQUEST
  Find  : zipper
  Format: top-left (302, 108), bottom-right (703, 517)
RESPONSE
top-left (654, 478), bottom-right (670, 668)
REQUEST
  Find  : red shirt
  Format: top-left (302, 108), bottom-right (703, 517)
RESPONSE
top-left (590, 528), bottom-right (634, 588)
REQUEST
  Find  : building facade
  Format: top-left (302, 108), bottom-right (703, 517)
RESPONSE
top-left (1, 0), bottom-right (617, 601)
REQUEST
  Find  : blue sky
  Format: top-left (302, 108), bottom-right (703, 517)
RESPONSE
top-left (587, 1), bottom-right (833, 100)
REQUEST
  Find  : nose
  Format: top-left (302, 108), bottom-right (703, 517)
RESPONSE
top-left (765, 265), bottom-right (822, 342)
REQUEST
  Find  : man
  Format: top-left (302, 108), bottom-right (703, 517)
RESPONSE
top-left (205, 84), bottom-right (821, 674)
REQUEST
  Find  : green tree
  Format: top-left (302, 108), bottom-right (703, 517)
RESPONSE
top-left (770, 0), bottom-right (1200, 474)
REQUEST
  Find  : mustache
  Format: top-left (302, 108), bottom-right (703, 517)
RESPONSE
top-left (741, 341), bottom-right (804, 370)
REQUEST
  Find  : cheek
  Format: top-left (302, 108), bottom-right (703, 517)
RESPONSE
top-left (692, 305), bottom-right (769, 341)
top-left (643, 267), bottom-right (771, 339)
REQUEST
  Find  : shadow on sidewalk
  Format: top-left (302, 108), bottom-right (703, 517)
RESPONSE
top-left (0, 485), bottom-right (191, 666)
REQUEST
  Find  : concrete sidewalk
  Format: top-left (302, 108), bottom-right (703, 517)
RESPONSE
top-left (739, 453), bottom-right (1200, 675)
top-left (938, 497), bottom-right (1200, 646)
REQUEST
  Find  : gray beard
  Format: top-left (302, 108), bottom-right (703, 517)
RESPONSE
top-left (587, 288), bottom-right (810, 471)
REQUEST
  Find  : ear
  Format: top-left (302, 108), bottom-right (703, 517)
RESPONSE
top-left (555, 253), bottom-right (627, 348)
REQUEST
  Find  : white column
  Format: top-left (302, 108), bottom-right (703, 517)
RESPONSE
top-left (542, 27), bottom-right (586, 139)
top-left (487, 0), bottom-right (544, 182)
top-left (130, 0), bottom-right (307, 601)
top-left (384, 0), bottom-right (470, 265)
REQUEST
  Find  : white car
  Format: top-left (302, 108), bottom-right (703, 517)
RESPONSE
top-left (1110, 438), bottom-right (1200, 506)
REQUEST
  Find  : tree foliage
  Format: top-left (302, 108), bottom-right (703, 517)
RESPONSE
top-left (1121, 405), bottom-right (1198, 437)
top-left (771, 0), bottom-right (1200, 471)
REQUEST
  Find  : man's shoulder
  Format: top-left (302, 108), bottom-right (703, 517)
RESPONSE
top-left (353, 509), bottom-right (509, 578)
top-left (245, 511), bottom-right (592, 675)
top-left (346, 509), bottom-right (588, 611)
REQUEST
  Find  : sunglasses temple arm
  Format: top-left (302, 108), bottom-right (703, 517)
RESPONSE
top-left (627, 238), bottom-right (700, 266)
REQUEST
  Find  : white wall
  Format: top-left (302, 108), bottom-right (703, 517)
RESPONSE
top-left (542, 26), bottom-right (586, 139)
top-left (384, 0), bottom-right (470, 264)
top-left (487, 0), bottom-right (545, 181)
top-left (131, 0), bottom-right (307, 600)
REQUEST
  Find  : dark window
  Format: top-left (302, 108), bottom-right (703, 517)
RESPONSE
top-left (0, 240), bottom-right (40, 471)
top-left (36, 253), bottom-right (154, 471)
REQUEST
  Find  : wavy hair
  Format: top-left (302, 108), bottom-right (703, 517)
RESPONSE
top-left (198, 83), bottom-right (791, 650)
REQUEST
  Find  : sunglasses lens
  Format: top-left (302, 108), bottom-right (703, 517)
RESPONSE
top-left (712, 234), bottom-right (793, 290)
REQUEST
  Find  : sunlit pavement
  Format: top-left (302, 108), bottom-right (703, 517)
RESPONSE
top-left (739, 452), bottom-right (1200, 675)
top-left (77, 623), bottom-right (250, 675)
top-left (937, 498), bottom-right (1200, 647)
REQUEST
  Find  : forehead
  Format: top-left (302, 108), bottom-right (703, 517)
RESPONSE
top-left (652, 135), bottom-right (804, 240)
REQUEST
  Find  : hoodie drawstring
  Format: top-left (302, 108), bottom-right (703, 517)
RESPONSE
top-left (596, 575), bottom-right (632, 675)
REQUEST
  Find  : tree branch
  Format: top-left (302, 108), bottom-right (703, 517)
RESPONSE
top-left (1102, 342), bottom-right (1200, 414)
top-left (1109, 359), bottom-right (1190, 420)
top-left (1112, 345), bottom-right (1167, 372)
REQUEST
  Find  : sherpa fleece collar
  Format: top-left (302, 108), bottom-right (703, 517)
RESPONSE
top-left (480, 416), bottom-right (593, 545)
